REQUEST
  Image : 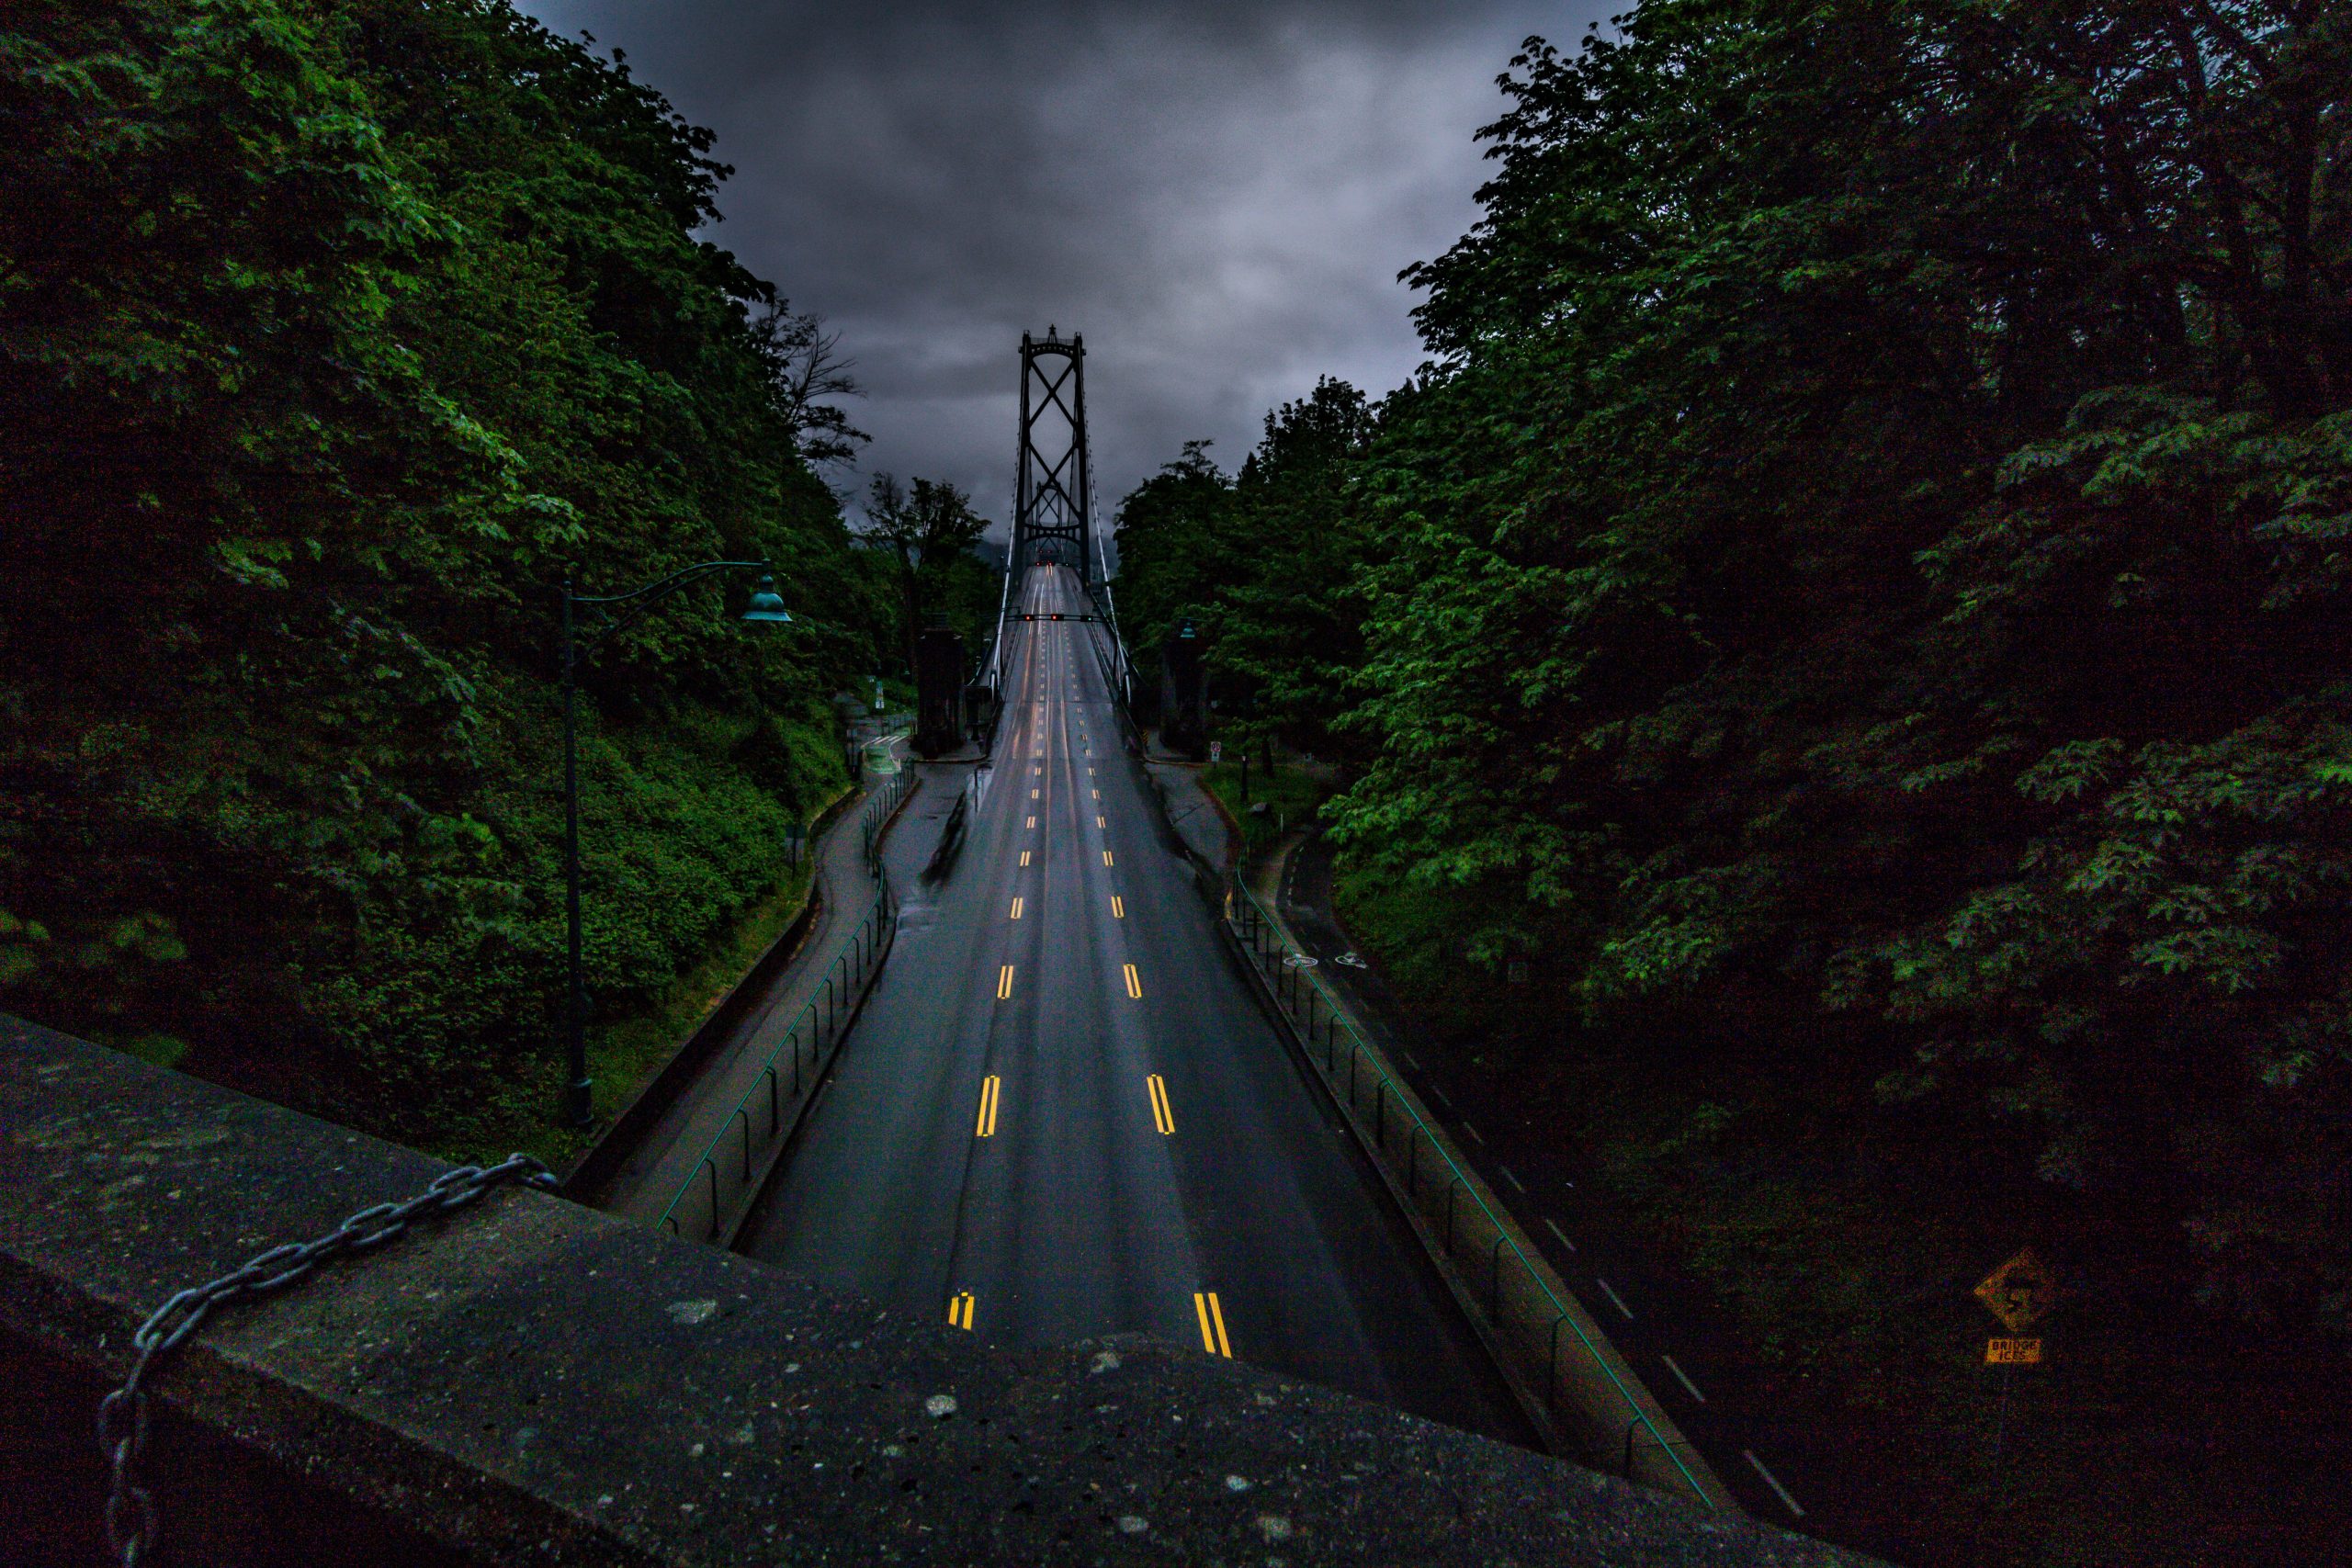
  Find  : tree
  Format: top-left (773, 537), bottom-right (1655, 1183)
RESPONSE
top-left (0, 0), bottom-right (871, 1152)
top-left (1114, 439), bottom-right (1238, 657)
top-left (1219, 378), bottom-right (1377, 757)
top-left (752, 303), bottom-right (869, 472)
top-left (1114, 381), bottom-right (1375, 755)
top-left (1329, 0), bottom-right (2352, 1333)
top-left (1105, 1), bottom-right (2352, 1341)
top-left (861, 473), bottom-right (991, 676)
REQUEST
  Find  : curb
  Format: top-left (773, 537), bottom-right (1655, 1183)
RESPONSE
top-left (717, 769), bottom-right (928, 1248)
top-left (1132, 757), bottom-right (1734, 1513)
top-left (562, 777), bottom-right (865, 1201)
top-left (1231, 857), bottom-right (1738, 1514)
top-left (1210, 903), bottom-right (1562, 1441)
top-left (671, 768), bottom-right (923, 1247)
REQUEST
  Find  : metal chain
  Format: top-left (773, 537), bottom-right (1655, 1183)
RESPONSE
top-left (95, 1153), bottom-right (560, 1566)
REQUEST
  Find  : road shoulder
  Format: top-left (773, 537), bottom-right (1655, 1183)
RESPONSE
top-left (1236, 841), bottom-right (1730, 1509)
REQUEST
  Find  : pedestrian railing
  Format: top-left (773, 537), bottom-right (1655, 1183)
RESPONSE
top-left (657, 767), bottom-right (912, 1247)
top-left (859, 767), bottom-right (913, 872)
top-left (1224, 877), bottom-right (1721, 1510)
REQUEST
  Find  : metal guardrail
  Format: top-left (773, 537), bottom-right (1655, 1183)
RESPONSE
top-left (1223, 876), bottom-right (1717, 1508)
top-left (657, 768), bottom-right (911, 1244)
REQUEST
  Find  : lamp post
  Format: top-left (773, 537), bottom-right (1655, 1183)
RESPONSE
top-left (558, 559), bottom-right (792, 1129)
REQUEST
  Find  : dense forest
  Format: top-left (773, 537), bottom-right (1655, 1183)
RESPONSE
top-left (1120, 2), bottom-right (2348, 1556)
top-left (0, 0), bottom-right (971, 1154)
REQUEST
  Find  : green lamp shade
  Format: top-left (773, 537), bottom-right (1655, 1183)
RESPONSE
top-left (741, 575), bottom-right (793, 625)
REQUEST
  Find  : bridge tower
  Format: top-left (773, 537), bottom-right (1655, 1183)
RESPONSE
top-left (1013, 327), bottom-right (1091, 581)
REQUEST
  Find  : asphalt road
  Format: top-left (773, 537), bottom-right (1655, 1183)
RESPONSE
top-left (741, 566), bottom-right (1528, 1445)
top-left (1277, 833), bottom-right (1833, 1534)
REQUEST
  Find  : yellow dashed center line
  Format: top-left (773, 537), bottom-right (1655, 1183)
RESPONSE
top-left (1021, 850), bottom-right (1032, 866)
top-left (1031, 788), bottom-right (1039, 799)
top-left (1147, 1074), bottom-right (1174, 1135)
top-left (974, 1075), bottom-right (1001, 1136)
top-left (1123, 963), bottom-right (1142, 999)
top-left (1111, 896), bottom-right (1125, 919)
top-left (997, 964), bottom-right (1015, 1000)
top-left (1010, 897), bottom-right (1023, 920)
top-left (1102, 850), bottom-right (1114, 867)
top-left (947, 1292), bottom-right (976, 1330)
top-left (1096, 814), bottom-right (1106, 828)
top-left (1193, 1292), bottom-right (1232, 1357)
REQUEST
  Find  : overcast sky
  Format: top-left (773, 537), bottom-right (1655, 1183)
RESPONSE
top-left (514, 1), bottom-right (1610, 539)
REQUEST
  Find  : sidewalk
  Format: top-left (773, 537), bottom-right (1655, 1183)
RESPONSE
top-left (1141, 756), bottom-right (1234, 873)
top-left (594, 748), bottom-right (912, 1224)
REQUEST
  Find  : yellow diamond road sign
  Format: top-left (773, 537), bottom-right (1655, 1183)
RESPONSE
top-left (1973, 1248), bottom-right (2056, 1333)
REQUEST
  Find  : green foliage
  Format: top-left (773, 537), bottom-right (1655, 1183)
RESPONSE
top-left (856, 472), bottom-right (1000, 680)
top-left (1329, 864), bottom-right (1520, 1041)
top-left (1114, 380), bottom-right (1377, 755)
top-left (1200, 760), bottom-right (1328, 858)
top-left (1128, 0), bottom-right (2352, 1341)
top-left (0, 0), bottom-right (867, 1148)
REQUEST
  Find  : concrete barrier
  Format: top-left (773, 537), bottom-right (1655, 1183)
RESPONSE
top-left (0, 1015), bottom-right (1878, 1567)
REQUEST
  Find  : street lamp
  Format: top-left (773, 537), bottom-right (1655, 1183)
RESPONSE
top-left (558, 559), bottom-right (791, 1128)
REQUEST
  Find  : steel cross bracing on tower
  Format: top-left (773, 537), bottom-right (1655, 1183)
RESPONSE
top-left (1013, 327), bottom-right (1091, 581)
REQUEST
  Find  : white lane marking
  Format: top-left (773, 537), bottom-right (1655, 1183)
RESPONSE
top-left (1744, 1450), bottom-right (1804, 1517)
top-left (1498, 1164), bottom-right (1527, 1193)
top-left (1543, 1217), bottom-right (1577, 1254)
top-left (1399, 1049), bottom-right (1420, 1070)
top-left (1595, 1277), bottom-right (1635, 1321)
top-left (1660, 1354), bottom-right (1706, 1404)
top-left (1427, 1086), bottom-right (1453, 1111)
top-left (1461, 1121), bottom-right (1485, 1145)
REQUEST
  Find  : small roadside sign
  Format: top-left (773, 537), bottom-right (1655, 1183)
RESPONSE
top-left (1973, 1248), bottom-right (2056, 1332)
top-left (1975, 1251), bottom-right (2056, 1460)
top-left (1210, 740), bottom-right (1223, 763)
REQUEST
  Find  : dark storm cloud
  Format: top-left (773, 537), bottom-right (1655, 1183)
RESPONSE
top-left (513, 1), bottom-right (1610, 536)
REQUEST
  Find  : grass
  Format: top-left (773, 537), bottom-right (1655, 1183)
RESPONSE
top-left (1201, 757), bottom-right (1329, 857)
top-left (445, 780), bottom-right (850, 1172)
top-left (586, 863), bottom-right (816, 1112)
